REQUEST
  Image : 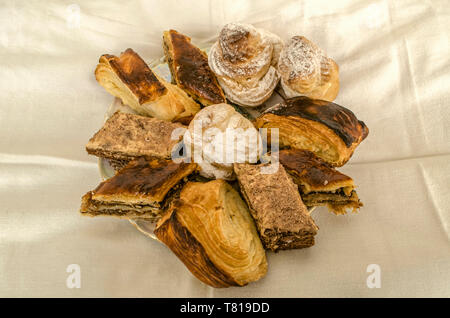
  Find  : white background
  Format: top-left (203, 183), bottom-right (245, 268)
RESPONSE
top-left (0, 0), bottom-right (449, 297)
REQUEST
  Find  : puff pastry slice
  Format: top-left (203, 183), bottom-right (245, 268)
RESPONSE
top-left (279, 149), bottom-right (362, 214)
top-left (95, 48), bottom-right (200, 123)
top-left (255, 96), bottom-right (369, 166)
top-left (163, 30), bottom-right (226, 106)
top-left (155, 180), bottom-right (267, 288)
top-left (80, 157), bottom-right (197, 221)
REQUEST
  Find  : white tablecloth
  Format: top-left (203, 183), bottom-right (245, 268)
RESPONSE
top-left (1, 0), bottom-right (449, 297)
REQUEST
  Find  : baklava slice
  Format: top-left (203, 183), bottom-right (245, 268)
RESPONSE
top-left (254, 96), bottom-right (369, 166)
top-left (86, 112), bottom-right (185, 170)
top-left (155, 180), bottom-right (267, 288)
top-left (279, 149), bottom-right (362, 215)
top-left (234, 163), bottom-right (318, 252)
top-left (80, 157), bottom-right (197, 221)
top-left (163, 30), bottom-right (226, 106)
top-left (95, 48), bottom-right (200, 123)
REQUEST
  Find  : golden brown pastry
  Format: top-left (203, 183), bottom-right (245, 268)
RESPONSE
top-left (80, 158), bottom-right (197, 221)
top-left (279, 149), bottom-right (362, 214)
top-left (155, 180), bottom-right (267, 288)
top-left (163, 30), bottom-right (226, 106)
top-left (278, 36), bottom-right (339, 102)
top-left (86, 112), bottom-right (185, 168)
top-left (234, 163), bottom-right (318, 252)
top-left (254, 96), bottom-right (369, 166)
top-left (95, 48), bottom-right (200, 123)
top-left (208, 23), bottom-right (280, 107)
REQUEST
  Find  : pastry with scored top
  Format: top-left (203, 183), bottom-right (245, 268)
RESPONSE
top-left (208, 23), bottom-right (280, 107)
top-left (80, 157), bottom-right (197, 221)
top-left (155, 180), bottom-right (267, 288)
top-left (86, 111), bottom-right (185, 170)
top-left (234, 162), bottom-right (318, 252)
top-left (278, 36), bottom-right (339, 102)
top-left (163, 29), bottom-right (226, 106)
top-left (255, 96), bottom-right (369, 167)
top-left (95, 48), bottom-right (200, 123)
top-left (279, 149), bottom-right (362, 215)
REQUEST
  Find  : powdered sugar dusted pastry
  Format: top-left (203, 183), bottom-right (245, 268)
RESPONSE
top-left (278, 36), bottom-right (339, 102)
top-left (258, 28), bottom-right (284, 66)
top-left (95, 48), bottom-right (200, 123)
top-left (208, 23), bottom-right (280, 107)
top-left (217, 66), bottom-right (279, 107)
top-left (184, 103), bottom-right (261, 180)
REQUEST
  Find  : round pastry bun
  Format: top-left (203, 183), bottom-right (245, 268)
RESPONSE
top-left (184, 103), bottom-right (261, 180)
top-left (278, 36), bottom-right (339, 102)
top-left (208, 23), bottom-right (281, 107)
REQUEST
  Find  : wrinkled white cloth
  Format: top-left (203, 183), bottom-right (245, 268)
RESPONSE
top-left (0, 0), bottom-right (449, 297)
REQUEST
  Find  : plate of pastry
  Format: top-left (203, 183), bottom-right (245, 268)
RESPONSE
top-left (80, 23), bottom-right (369, 287)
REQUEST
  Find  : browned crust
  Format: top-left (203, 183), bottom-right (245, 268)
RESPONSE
top-left (85, 111), bottom-right (185, 162)
top-left (97, 49), bottom-right (167, 104)
top-left (263, 97), bottom-right (368, 148)
top-left (80, 158), bottom-right (197, 219)
top-left (154, 202), bottom-right (240, 288)
top-left (233, 163), bottom-right (318, 252)
top-left (163, 30), bottom-right (226, 105)
top-left (93, 157), bottom-right (197, 201)
top-left (278, 149), bottom-right (354, 193)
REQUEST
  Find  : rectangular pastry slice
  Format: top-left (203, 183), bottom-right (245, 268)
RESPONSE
top-left (233, 163), bottom-right (318, 252)
top-left (80, 157), bottom-right (197, 220)
top-left (86, 111), bottom-right (184, 166)
top-left (278, 149), bottom-right (362, 215)
top-left (155, 180), bottom-right (267, 288)
top-left (255, 96), bottom-right (369, 166)
top-left (95, 48), bottom-right (200, 123)
top-left (163, 30), bottom-right (226, 106)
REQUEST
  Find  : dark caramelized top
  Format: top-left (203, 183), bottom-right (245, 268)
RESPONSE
top-left (166, 30), bottom-right (225, 104)
top-left (264, 97), bottom-right (369, 147)
top-left (278, 149), bottom-right (352, 190)
top-left (94, 157), bottom-right (196, 200)
top-left (105, 48), bottom-right (166, 104)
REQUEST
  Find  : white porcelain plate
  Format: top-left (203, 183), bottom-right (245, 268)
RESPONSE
top-left (98, 46), bottom-right (312, 242)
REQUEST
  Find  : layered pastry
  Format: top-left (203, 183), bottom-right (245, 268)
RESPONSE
top-left (80, 157), bottom-right (197, 221)
top-left (208, 23), bottom-right (280, 107)
top-left (279, 149), bottom-right (362, 214)
top-left (163, 29), bottom-right (226, 106)
top-left (155, 180), bottom-right (267, 288)
top-left (184, 103), bottom-right (261, 180)
top-left (254, 96), bottom-right (369, 166)
top-left (234, 163), bottom-right (318, 252)
top-left (95, 48), bottom-right (200, 123)
top-left (278, 36), bottom-right (339, 101)
top-left (258, 28), bottom-right (284, 67)
top-left (86, 112), bottom-right (185, 170)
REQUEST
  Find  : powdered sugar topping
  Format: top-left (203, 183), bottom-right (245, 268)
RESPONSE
top-left (279, 36), bottom-right (327, 81)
